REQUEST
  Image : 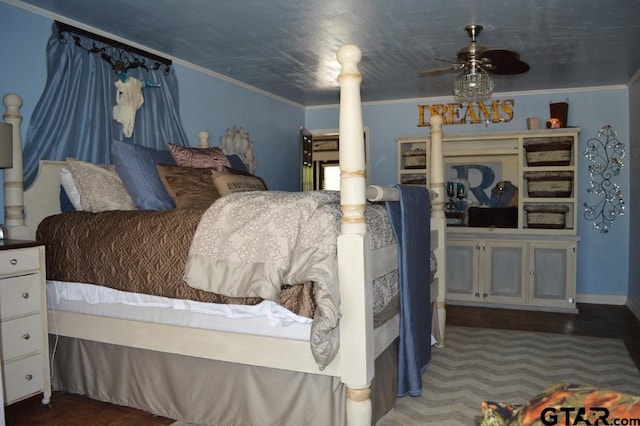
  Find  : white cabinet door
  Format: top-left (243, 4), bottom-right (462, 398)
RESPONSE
top-left (528, 241), bottom-right (576, 309)
top-left (447, 237), bottom-right (577, 311)
top-left (483, 241), bottom-right (527, 304)
top-left (447, 239), bottom-right (526, 305)
top-left (446, 240), bottom-right (480, 302)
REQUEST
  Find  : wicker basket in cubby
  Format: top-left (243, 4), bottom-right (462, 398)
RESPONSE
top-left (524, 205), bottom-right (570, 229)
top-left (524, 137), bottom-right (573, 166)
top-left (524, 171), bottom-right (573, 198)
top-left (402, 151), bottom-right (427, 169)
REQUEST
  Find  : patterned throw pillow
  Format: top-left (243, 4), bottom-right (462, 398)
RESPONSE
top-left (167, 144), bottom-right (231, 170)
top-left (66, 158), bottom-right (136, 212)
top-left (156, 164), bottom-right (221, 209)
top-left (211, 167), bottom-right (267, 196)
top-left (480, 400), bottom-right (521, 426)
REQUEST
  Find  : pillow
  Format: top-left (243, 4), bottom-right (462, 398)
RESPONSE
top-left (211, 167), bottom-right (267, 196)
top-left (111, 140), bottom-right (176, 210)
top-left (156, 164), bottom-right (221, 209)
top-left (481, 383), bottom-right (640, 426)
top-left (59, 185), bottom-right (75, 212)
top-left (226, 154), bottom-right (248, 173)
top-left (60, 167), bottom-right (82, 210)
top-left (66, 158), bottom-right (136, 212)
top-left (480, 400), bottom-right (522, 425)
top-left (168, 143), bottom-right (231, 169)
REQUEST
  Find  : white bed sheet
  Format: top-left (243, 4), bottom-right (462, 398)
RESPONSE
top-left (46, 280), bottom-right (312, 341)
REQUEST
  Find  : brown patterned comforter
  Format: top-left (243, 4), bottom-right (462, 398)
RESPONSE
top-left (36, 209), bottom-right (316, 317)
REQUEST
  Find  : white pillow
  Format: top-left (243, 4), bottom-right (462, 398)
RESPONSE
top-left (66, 158), bottom-right (136, 212)
top-left (60, 168), bottom-right (82, 210)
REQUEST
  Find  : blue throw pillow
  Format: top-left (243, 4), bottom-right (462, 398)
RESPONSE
top-left (59, 185), bottom-right (75, 212)
top-left (226, 154), bottom-right (248, 173)
top-left (111, 140), bottom-right (176, 210)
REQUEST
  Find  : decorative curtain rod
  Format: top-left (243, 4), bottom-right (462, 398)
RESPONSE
top-left (55, 21), bottom-right (172, 74)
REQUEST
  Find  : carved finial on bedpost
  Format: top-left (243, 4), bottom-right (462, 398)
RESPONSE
top-left (198, 131), bottom-right (210, 148)
top-left (2, 93), bottom-right (29, 239)
top-left (337, 44), bottom-right (366, 235)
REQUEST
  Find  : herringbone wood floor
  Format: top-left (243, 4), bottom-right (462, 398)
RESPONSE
top-left (446, 303), bottom-right (640, 370)
top-left (5, 303), bottom-right (640, 425)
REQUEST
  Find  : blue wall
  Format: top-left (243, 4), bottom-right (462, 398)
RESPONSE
top-left (0, 2), bottom-right (305, 196)
top-left (1, 2), bottom-right (633, 301)
top-left (174, 65), bottom-right (304, 191)
top-left (307, 89), bottom-right (631, 300)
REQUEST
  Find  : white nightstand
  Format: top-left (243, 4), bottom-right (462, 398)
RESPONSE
top-left (0, 240), bottom-right (50, 408)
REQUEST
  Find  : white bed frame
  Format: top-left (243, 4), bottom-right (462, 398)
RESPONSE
top-left (4, 44), bottom-right (446, 425)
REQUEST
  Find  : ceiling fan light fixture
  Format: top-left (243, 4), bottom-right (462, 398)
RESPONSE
top-left (453, 63), bottom-right (494, 102)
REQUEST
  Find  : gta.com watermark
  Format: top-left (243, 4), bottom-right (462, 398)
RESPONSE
top-left (540, 406), bottom-right (640, 425)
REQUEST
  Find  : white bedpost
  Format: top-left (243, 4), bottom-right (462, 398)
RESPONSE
top-left (3, 93), bottom-right (29, 240)
top-left (428, 115), bottom-right (447, 347)
top-left (336, 44), bottom-right (373, 426)
top-left (198, 130), bottom-right (210, 148)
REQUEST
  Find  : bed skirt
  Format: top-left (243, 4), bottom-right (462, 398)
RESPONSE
top-left (49, 336), bottom-right (398, 426)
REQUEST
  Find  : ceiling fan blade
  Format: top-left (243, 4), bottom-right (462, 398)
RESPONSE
top-left (433, 55), bottom-right (458, 64)
top-left (433, 24), bottom-right (529, 77)
top-left (489, 60), bottom-right (530, 75)
top-left (417, 64), bottom-right (463, 77)
top-left (480, 48), bottom-right (521, 66)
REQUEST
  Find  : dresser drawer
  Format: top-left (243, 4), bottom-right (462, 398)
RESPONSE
top-left (0, 247), bottom-right (40, 276)
top-left (2, 353), bottom-right (44, 404)
top-left (0, 274), bottom-right (41, 320)
top-left (1, 314), bottom-right (43, 360)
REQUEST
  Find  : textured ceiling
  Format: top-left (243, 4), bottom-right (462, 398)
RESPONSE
top-left (11, 0), bottom-right (640, 106)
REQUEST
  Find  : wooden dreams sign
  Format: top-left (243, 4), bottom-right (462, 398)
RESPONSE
top-left (418, 99), bottom-right (514, 126)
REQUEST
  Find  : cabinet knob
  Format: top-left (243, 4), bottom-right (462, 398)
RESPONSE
top-left (474, 292), bottom-right (480, 298)
top-left (25, 374), bottom-right (33, 381)
top-left (10, 258), bottom-right (17, 265)
top-left (23, 333), bottom-right (30, 340)
top-left (483, 293), bottom-right (488, 298)
top-left (22, 292), bottom-right (30, 299)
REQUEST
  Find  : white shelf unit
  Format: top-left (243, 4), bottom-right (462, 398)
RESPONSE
top-left (397, 136), bottom-right (430, 186)
top-left (397, 128), bottom-right (580, 312)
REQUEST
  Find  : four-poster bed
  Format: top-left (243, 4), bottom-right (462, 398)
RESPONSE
top-left (3, 44), bottom-right (447, 425)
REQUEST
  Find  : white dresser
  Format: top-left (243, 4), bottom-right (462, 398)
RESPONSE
top-left (0, 240), bottom-right (50, 408)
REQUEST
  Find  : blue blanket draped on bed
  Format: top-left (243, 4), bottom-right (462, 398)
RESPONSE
top-left (385, 184), bottom-right (431, 397)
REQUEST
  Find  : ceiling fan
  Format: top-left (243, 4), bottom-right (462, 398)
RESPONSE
top-left (419, 24), bottom-right (529, 101)
top-left (419, 24), bottom-right (530, 77)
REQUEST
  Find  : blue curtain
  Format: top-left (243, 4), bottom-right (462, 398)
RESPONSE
top-left (23, 23), bottom-right (189, 188)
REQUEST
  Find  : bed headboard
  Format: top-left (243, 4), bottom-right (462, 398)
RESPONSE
top-left (3, 92), bottom-right (256, 239)
top-left (23, 160), bottom-right (66, 239)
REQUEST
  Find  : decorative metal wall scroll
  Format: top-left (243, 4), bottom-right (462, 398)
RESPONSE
top-left (583, 125), bottom-right (625, 233)
top-left (56, 21), bottom-right (172, 75)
